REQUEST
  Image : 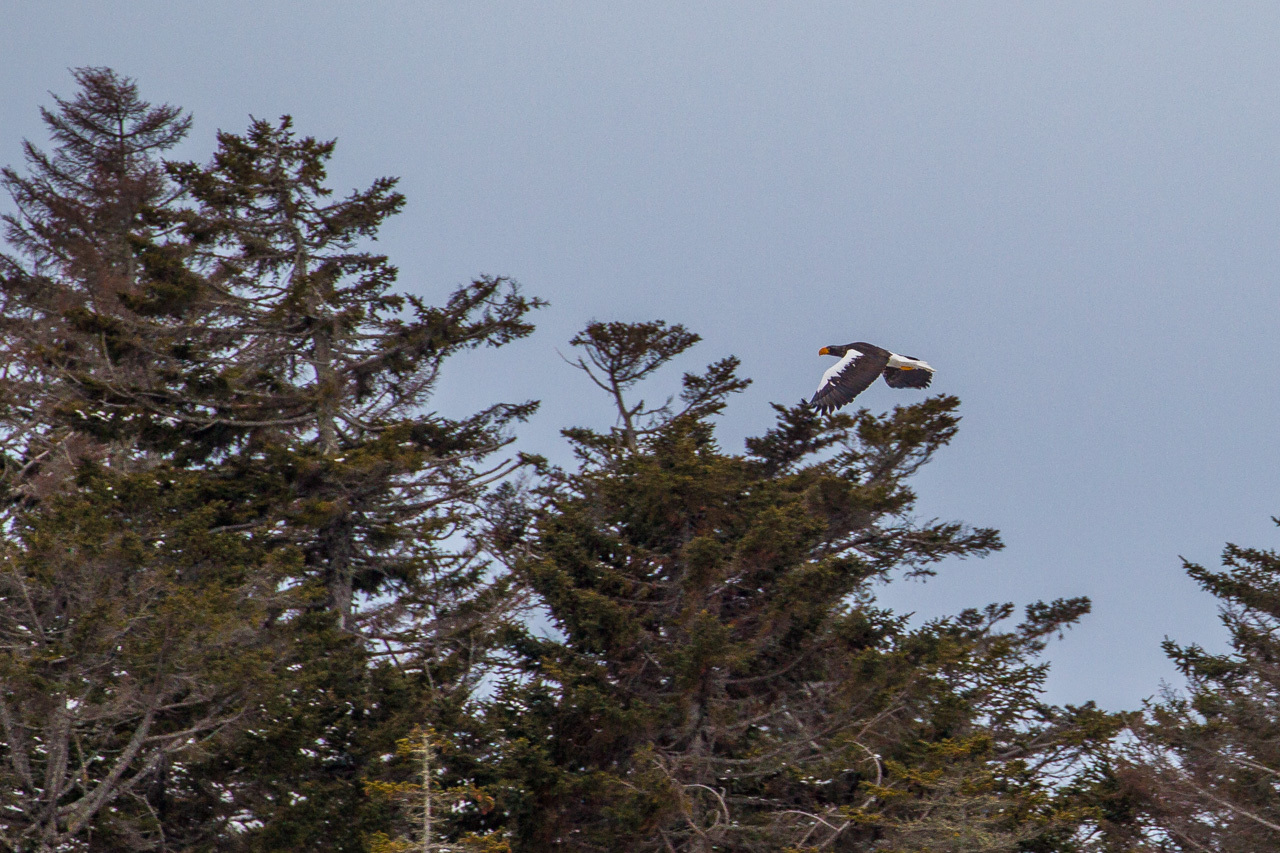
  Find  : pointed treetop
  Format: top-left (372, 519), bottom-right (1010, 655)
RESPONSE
top-left (566, 320), bottom-right (748, 453)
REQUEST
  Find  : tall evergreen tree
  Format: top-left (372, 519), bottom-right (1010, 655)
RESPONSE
top-left (0, 67), bottom-right (198, 497)
top-left (143, 118), bottom-right (542, 849)
top-left (0, 465), bottom-right (284, 852)
top-left (1116, 523), bottom-right (1280, 851)
top-left (0, 74), bottom-right (544, 851)
top-left (0, 69), bottom-right (284, 853)
top-left (465, 321), bottom-right (1111, 852)
top-left (166, 116), bottom-right (542, 631)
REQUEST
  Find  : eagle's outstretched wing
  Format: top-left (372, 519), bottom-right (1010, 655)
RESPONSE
top-left (882, 364), bottom-right (933, 389)
top-left (810, 348), bottom-right (889, 412)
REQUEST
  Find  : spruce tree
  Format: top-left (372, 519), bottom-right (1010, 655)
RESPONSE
top-left (0, 69), bottom-right (284, 852)
top-left (469, 321), bottom-right (1112, 852)
top-left (146, 118), bottom-right (542, 849)
top-left (1117, 524), bottom-right (1280, 851)
top-left (0, 465), bottom-right (284, 852)
top-left (0, 74), bottom-right (544, 850)
top-left (166, 116), bottom-right (542, 631)
top-left (0, 66), bottom-right (199, 496)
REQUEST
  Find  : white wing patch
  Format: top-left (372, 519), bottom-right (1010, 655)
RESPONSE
top-left (886, 352), bottom-right (933, 371)
top-left (816, 349), bottom-right (864, 394)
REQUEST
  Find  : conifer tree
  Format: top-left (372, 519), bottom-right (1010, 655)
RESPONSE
top-left (0, 69), bottom-right (285, 852)
top-left (0, 74), bottom-right (544, 851)
top-left (0, 67), bottom-right (199, 497)
top-left (470, 321), bottom-right (1113, 853)
top-left (166, 116), bottom-right (542, 632)
top-left (143, 118), bottom-right (541, 849)
top-left (0, 465), bottom-right (284, 852)
top-left (1117, 524), bottom-right (1280, 851)
top-left (40, 115), bottom-right (534, 850)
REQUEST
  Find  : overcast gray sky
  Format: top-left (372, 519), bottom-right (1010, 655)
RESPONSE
top-left (6, 2), bottom-right (1278, 709)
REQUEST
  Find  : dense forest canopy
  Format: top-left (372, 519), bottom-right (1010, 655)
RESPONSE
top-left (0, 68), bottom-right (1275, 853)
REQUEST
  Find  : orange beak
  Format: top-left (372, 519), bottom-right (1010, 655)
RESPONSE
top-left (818, 346), bottom-right (831, 355)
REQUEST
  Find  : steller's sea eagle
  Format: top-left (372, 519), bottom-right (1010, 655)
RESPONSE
top-left (810, 342), bottom-right (934, 413)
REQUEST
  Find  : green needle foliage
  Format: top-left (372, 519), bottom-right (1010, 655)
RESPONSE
top-left (0, 466), bottom-right (285, 851)
top-left (166, 115), bottom-right (544, 631)
top-left (0, 67), bottom-right (199, 495)
top-left (1116, 523), bottom-right (1280, 851)
top-left (0, 70), bottom-right (543, 851)
top-left (473, 321), bottom-right (1111, 852)
top-left (149, 113), bottom-right (542, 852)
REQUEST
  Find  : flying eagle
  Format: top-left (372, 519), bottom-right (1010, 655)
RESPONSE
top-left (810, 342), bottom-right (934, 413)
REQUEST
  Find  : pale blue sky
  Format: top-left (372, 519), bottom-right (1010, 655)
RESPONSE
top-left (6, 3), bottom-right (1279, 708)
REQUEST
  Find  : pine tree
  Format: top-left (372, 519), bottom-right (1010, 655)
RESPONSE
top-left (365, 726), bottom-right (509, 853)
top-left (1117, 523), bottom-right (1280, 851)
top-left (471, 321), bottom-right (1112, 852)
